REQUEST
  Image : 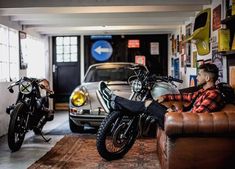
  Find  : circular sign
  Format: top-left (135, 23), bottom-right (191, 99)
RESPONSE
top-left (91, 40), bottom-right (113, 61)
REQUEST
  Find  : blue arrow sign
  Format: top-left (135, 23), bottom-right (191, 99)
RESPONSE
top-left (91, 40), bottom-right (113, 61)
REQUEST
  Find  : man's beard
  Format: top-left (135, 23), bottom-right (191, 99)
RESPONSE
top-left (197, 82), bottom-right (206, 88)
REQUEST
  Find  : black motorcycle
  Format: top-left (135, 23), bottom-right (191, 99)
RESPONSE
top-left (6, 77), bottom-right (54, 152)
top-left (96, 66), bottom-right (183, 160)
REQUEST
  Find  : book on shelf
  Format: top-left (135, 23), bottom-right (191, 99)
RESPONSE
top-left (218, 28), bottom-right (230, 52)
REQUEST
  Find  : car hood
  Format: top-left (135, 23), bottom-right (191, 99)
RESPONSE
top-left (80, 81), bottom-right (131, 94)
top-left (76, 81), bottom-right (131, 111)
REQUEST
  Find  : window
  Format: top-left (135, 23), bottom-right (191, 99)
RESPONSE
top-left (56, 36), bottom-right (78, 62)
top-left (0, 24), bottom-right (19, 82)
top-left (26, 35), bottom-right (46, 78)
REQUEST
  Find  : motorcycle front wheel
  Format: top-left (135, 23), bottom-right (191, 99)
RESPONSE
top-left (96, 111), bottom-right (138, 161)
top-left (8, 103), bottom-right (28, 152)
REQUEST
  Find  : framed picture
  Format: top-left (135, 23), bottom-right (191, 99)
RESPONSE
top-left (185, 23), bottom-right (192, 67)
top-left (192, 51), bottom-right (197, 68)
top-left (229, 66), bottom-right (235, 88)
top-left (173, 58), bottom-right (180, 79)
top-left (212, 47), bottom-right (223, 82)
top-left (19, 31), bottom-right (28, 70)
top-left (189, 75), bottom-right (197, 87)
top-left (213, 4), bottom-right (221, 31)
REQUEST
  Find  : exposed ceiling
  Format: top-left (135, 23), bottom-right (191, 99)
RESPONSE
top-left (0, 0), bottom-right (211, 36)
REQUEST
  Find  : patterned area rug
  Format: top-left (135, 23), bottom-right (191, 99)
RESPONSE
top-left (28, 135), bottom-right (160, 169)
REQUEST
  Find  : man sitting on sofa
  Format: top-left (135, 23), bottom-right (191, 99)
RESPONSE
top-left (96, 63), bottom-right (225, 128)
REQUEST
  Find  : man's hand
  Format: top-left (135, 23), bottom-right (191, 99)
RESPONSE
top-left (166, 108), bottom-right (174, 112)
top-left (156, 96), bottom-right (164, 103)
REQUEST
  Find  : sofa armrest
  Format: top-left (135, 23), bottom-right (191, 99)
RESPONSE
top-left (164, 111), bottom-right (235, 137)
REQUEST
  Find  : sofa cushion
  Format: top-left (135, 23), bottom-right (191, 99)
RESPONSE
top-left (164, 104), bottom-right (235, 137)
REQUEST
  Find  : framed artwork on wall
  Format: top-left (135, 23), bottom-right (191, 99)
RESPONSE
top-left (173, 58), bottom-right (180, 79)
top-left (229, 66), bottom-right (235, 88)
top-left (189, 75), bottom-right (197, 87)
top-left (213, 4), bottom-right (221, 31)
top-left (212, 46), bottom-right (223, 83)
top-left (19, 31), bottom-right (28, 70)
top-left (185, 23), bottom-right (192, 67)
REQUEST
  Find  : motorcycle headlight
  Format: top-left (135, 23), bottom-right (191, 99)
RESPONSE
top-left (19, 81), bottom-right (33, 95)
top-left (71, 90), bottom-right (87, 107)
top-left (131, 79), bottom-right (142, 92)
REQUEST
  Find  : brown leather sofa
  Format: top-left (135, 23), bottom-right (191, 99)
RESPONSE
top-left (156, 101), bottom-right (235, 169)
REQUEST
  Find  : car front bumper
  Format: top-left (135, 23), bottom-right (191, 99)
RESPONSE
top-left (69, 108), bottom-right (107, 127)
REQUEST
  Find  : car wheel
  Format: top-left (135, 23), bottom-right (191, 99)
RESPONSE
top-left (69, 118), bottom-right (84, 133)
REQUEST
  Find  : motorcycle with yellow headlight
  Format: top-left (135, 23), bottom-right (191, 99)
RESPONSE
top-left (6, 77), bottom-right (54, 152)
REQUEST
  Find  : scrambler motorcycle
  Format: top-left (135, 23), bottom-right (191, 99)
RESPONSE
top-left (96, 65), bottom-right (183, 160)
top-left (6, 77), bottom-right (54, 152)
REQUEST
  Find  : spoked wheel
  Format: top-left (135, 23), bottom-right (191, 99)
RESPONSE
top-left (8, 103), bottom-right (28, 152)
top-left (96, 111), bottom-right (138, 161)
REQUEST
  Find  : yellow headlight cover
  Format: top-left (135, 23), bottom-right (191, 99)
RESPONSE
top-left (71, 91), bottom-right (86, 106)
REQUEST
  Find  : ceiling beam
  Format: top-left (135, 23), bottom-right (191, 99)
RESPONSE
top-left (10, 12), bottom-right (196, 21)
top-left (0, 0), bottom-right (211, 8)
top-left (0, 5), bottom-right (202, 15)
top-left (27, 25), bottom-right (178, 35)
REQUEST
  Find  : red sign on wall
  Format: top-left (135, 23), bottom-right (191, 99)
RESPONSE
top-left (135, 55), bottom-right (146, 65)
top-left (128, 40), bottom-right (140, 48)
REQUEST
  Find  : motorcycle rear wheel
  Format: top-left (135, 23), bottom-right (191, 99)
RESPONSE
top-left (96, 111), bottom-right (138, 161)
top-left (8, 103), bottom-right (27, 152)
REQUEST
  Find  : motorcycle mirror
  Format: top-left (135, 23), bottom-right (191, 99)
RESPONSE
top-left (9, 88), bottom-right (14, 93)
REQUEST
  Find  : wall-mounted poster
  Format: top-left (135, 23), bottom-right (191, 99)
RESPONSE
top-left (181, 54), bottom-right (184, 67)
top-left (192, 51), bottom-right (197, 68)
top-left (135, 55), bottom-right (146, 65)
top-left (171, 35), bottom-right (175, 54)
top-left (177, 35), bottom-right (180, 53)
top-left (212, 46), bottom-right (223, 82)
top-left (213, 4), bottom-right (221, 31)
top-left (230, 66), bottom-right (235, 89)
top-left (174, 58), bottom-right (180, 79)
top-left (185, 23), bottom-right (192, 67)
top-left (19, 31), bottom-right (28, 69)
top-left (150, 42), bottom-right (159, 55)
top-left (189, 75), bottom-right (197, 87)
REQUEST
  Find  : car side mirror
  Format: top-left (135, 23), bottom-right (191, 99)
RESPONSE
top-left (184, 8), bottom-right (211, 56)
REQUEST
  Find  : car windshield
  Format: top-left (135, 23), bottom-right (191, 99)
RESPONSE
top-left (84, 64), bottom-right (140, 82)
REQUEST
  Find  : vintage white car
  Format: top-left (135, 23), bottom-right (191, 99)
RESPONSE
top-left (68, 62), bottom-right (147, 132)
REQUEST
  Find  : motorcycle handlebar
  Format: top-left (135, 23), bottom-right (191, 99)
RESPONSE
top-left (168, 76), bottom-right (183, 83)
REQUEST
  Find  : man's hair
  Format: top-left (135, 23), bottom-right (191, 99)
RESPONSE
top-left (198, 63), bottom-right (219, 82)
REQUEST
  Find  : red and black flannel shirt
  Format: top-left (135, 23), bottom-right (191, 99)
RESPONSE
top-left (162, 86), bottom-right (224, 113)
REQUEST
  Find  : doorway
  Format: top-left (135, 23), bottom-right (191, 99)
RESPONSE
top-left (52, 36), bottom-right (80, 110)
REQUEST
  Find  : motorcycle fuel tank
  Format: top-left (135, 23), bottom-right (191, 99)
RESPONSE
top-left (150, 81), bottom-right (179, 100)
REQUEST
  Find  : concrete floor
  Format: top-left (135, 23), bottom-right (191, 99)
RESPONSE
top-left (0, 111), bottom-right (73, 169)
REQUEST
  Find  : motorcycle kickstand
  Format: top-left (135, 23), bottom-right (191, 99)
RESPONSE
top-left (40, 132), bottom-right (51, 142)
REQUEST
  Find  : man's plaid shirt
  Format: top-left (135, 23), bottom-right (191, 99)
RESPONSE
top-left (162, 86), bottom-right (224, 113)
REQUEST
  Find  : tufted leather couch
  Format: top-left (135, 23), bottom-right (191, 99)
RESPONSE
top-left (157, 101), bottom-right (235, 169)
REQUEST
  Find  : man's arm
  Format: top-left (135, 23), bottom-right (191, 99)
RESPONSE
top-left (159, 92), bottom-right (196, 102)
top-left (192, 91), bottom-right (221, 113)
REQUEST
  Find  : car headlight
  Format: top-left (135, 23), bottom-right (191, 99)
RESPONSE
top-left (131, 79), bottom-right (142, 92)
top-left (19, 81), bottom-right (33, 95)
top-left (71, 90), bottom-right (87, 107)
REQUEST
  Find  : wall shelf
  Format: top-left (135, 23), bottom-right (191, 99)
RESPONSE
top-left (219, 50), bottom-right (235, 56)
top-left (221, 15), bottom-right (235, 24)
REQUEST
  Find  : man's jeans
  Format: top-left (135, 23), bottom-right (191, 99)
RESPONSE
top-left (114, 96), bottom-right (167, 128)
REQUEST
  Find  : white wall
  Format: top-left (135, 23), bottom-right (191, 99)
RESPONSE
top-left (0, 16), bottom-right (49, 137)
